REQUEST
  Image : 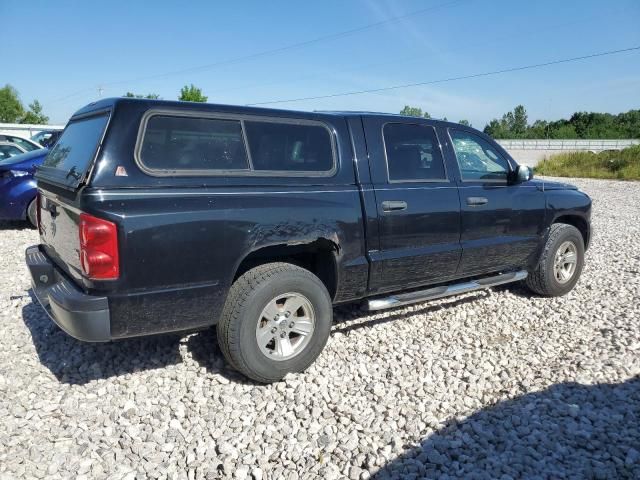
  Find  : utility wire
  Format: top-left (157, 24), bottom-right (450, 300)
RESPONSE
top-left (47, 0), bottom-right (467, 103)
top-left (246, 46), bottom-right (640, 106)
top-left (207, 9), bottom-right (612, 98)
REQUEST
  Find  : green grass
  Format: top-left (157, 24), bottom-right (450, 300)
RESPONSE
top-left (535, 145), bottom-right (640, 180)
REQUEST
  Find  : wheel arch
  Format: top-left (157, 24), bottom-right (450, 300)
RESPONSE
top-left (232, 238), bottom-right (339, 300)
top-left (552, 214), bottom-right (591, 250)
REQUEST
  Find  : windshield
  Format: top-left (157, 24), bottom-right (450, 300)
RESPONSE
top-left (32, 131), bottom-right (49, 144)
top-left (37, 113), bottom-right (109, 188)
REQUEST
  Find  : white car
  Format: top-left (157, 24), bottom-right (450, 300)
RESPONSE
top-left (0, 134), bottom-right (43, 152)
top-left (0, 142), bottom-right (27, 160)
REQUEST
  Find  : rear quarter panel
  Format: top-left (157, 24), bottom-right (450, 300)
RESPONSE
top-left (85, 104), bottom-right (367, 338)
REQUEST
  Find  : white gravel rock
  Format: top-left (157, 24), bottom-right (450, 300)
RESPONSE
top-left (0, 178), bottom-right (639, 478)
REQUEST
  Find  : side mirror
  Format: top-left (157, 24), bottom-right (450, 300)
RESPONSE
top-left (515, 165), bottom-right (533, 183)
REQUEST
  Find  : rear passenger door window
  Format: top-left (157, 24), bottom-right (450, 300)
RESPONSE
top-left (383, 123), bottom-right (447, 182)
top-left (139, 115), bottom-right (249, 172)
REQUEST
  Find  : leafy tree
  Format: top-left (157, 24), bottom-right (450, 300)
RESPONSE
top-left (617, 110), bottom-right (640, 137)
top-left (484, 105), bottom-right (528, 138)
top-left (0, 85), bottom-right (25, 123)
top-left (528, 119), bottom-right (549, 138)
top-left (0, 85), bottom-right (49, 124)
top-left (458, 119), bottom-right (471, 127)
top-left (22, 100), bottom-right (49, 124)
top-left (124, 92), bottom-right (161, 99)
top-left (510, 105), bottom-right (528, 136)
top-left (400, 105), bottom-right (430, 119)
top-left (400, 105), bottom-right (422, 117)
top-left (484, 106), bottom-right (640, 139)
top-left (484, 118), bottom-right (510, 138)
top-left (550, 123), bottom-right (578, 139)
top-left (179, 84), bottom-right (207, 102)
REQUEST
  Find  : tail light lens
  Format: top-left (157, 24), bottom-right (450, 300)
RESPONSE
top-left (79, 213), bottom-right (119, 280)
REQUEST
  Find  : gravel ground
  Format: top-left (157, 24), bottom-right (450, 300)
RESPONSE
top-left (1, 177), bottom-right (639, 480)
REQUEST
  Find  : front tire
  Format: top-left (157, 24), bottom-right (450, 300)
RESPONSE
top-left (526, 223), bottom-right (585, 296)
top-left (217, 262), bottom-right (332, 383)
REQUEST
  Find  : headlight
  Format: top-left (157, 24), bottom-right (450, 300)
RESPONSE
top-left (9, 170), bottom-right (29, 177)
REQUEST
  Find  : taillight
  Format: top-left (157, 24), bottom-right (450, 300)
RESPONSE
top-left (36, 193), bottom-right (42, 233)
top-left (79, 213), bottom-right (119, 280)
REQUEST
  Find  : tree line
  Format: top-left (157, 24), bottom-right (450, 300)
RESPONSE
top-left (123, 84), bottom-right (208, 102)
top-left (399, 105), bottom-right (471, 126)
top-left (0, 84), bottom-right (210, 125)
top-left (399, 104), bottom-right (640, 139)
top-left (484, 105), bottom-right (640, 139)
top-left (3, 84), bottom-right (638, 139)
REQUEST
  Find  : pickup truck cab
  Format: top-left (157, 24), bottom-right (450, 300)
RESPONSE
top-left (27, 98), bottom-right (591, 382)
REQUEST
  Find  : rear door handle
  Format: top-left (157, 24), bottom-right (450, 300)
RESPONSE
top-left (466, 196), bottom-right (488, 207)
top-left (382, 200), bottom-right (408, 212)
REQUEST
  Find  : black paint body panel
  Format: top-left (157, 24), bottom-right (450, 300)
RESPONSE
top-left (32, 98), bottom-right (592, 339)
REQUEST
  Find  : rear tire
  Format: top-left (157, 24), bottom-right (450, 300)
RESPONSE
top-left (26, 198), bottom-right (37, 228)
top-left (526, 223), bottom-right (584, 296)
top-left (217, 262), bottom-right (332, 383)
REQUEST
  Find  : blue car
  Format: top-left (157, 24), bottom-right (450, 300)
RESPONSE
top-left (0, 148), bottom-right (48, 226)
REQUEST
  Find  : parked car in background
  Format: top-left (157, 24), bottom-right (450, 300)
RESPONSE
top-left (0, 142), bottom-right (27, 160)
top-left (27, 98), bottom-right (591, 383)
top-left (0, 134), bottom-right (42, 152)
top-left (31, 130), bottom-right (63, 148)
top-left (0, 148), bottom-right (48, 226)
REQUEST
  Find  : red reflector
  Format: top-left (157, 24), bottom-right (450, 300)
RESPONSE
top-left (79, 213), bottom-right (119, 280)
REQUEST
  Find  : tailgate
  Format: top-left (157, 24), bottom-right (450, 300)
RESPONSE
top-left (35, 111), bottom-right (110, 283)
top-left (39, 189), bottom-right (84, 281)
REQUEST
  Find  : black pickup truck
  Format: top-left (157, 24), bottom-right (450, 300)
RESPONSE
top-left (26, 98), bottom-right (591, 382)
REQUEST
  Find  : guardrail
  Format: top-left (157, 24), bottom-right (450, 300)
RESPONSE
top-left (497, 139), bottom-right (640, 151)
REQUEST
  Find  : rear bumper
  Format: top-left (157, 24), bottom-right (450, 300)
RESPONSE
top-left (26, 245), bottom-right (111, 342)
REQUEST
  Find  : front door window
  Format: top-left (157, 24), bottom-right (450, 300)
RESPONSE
top-left (450, 130), bottom-right (510, 182)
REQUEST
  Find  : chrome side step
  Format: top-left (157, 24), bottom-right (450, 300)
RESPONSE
top-left (366, 270), bottom-right (528, 311)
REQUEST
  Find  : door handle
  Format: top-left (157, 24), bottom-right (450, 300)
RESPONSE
top-left (382, 200), bottom-right (408, 212)
top-left (466, 196), bottom-right (488, 207)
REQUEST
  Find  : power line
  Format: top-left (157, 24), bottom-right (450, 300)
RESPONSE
top-left (206, 9), bottom-right (613, 98)
top-left (47, 0), bottom-right (467, 103)
top-left (50, 87), bottom-right (95, 104)
top-left (246, 46), bottom-right (640, 106)
top-left (104, 0), bottom-right (466, 85)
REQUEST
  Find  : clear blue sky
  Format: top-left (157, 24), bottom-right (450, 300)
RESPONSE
top-left (2, 0), bottom-right (639, 127)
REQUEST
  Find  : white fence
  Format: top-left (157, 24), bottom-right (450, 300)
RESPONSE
top-left (0, 123), bottom-right (65, 138)
top-left (497, 139), bottom-right (639, 152)
top-left (497, 139), bottom-right (639, 167)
